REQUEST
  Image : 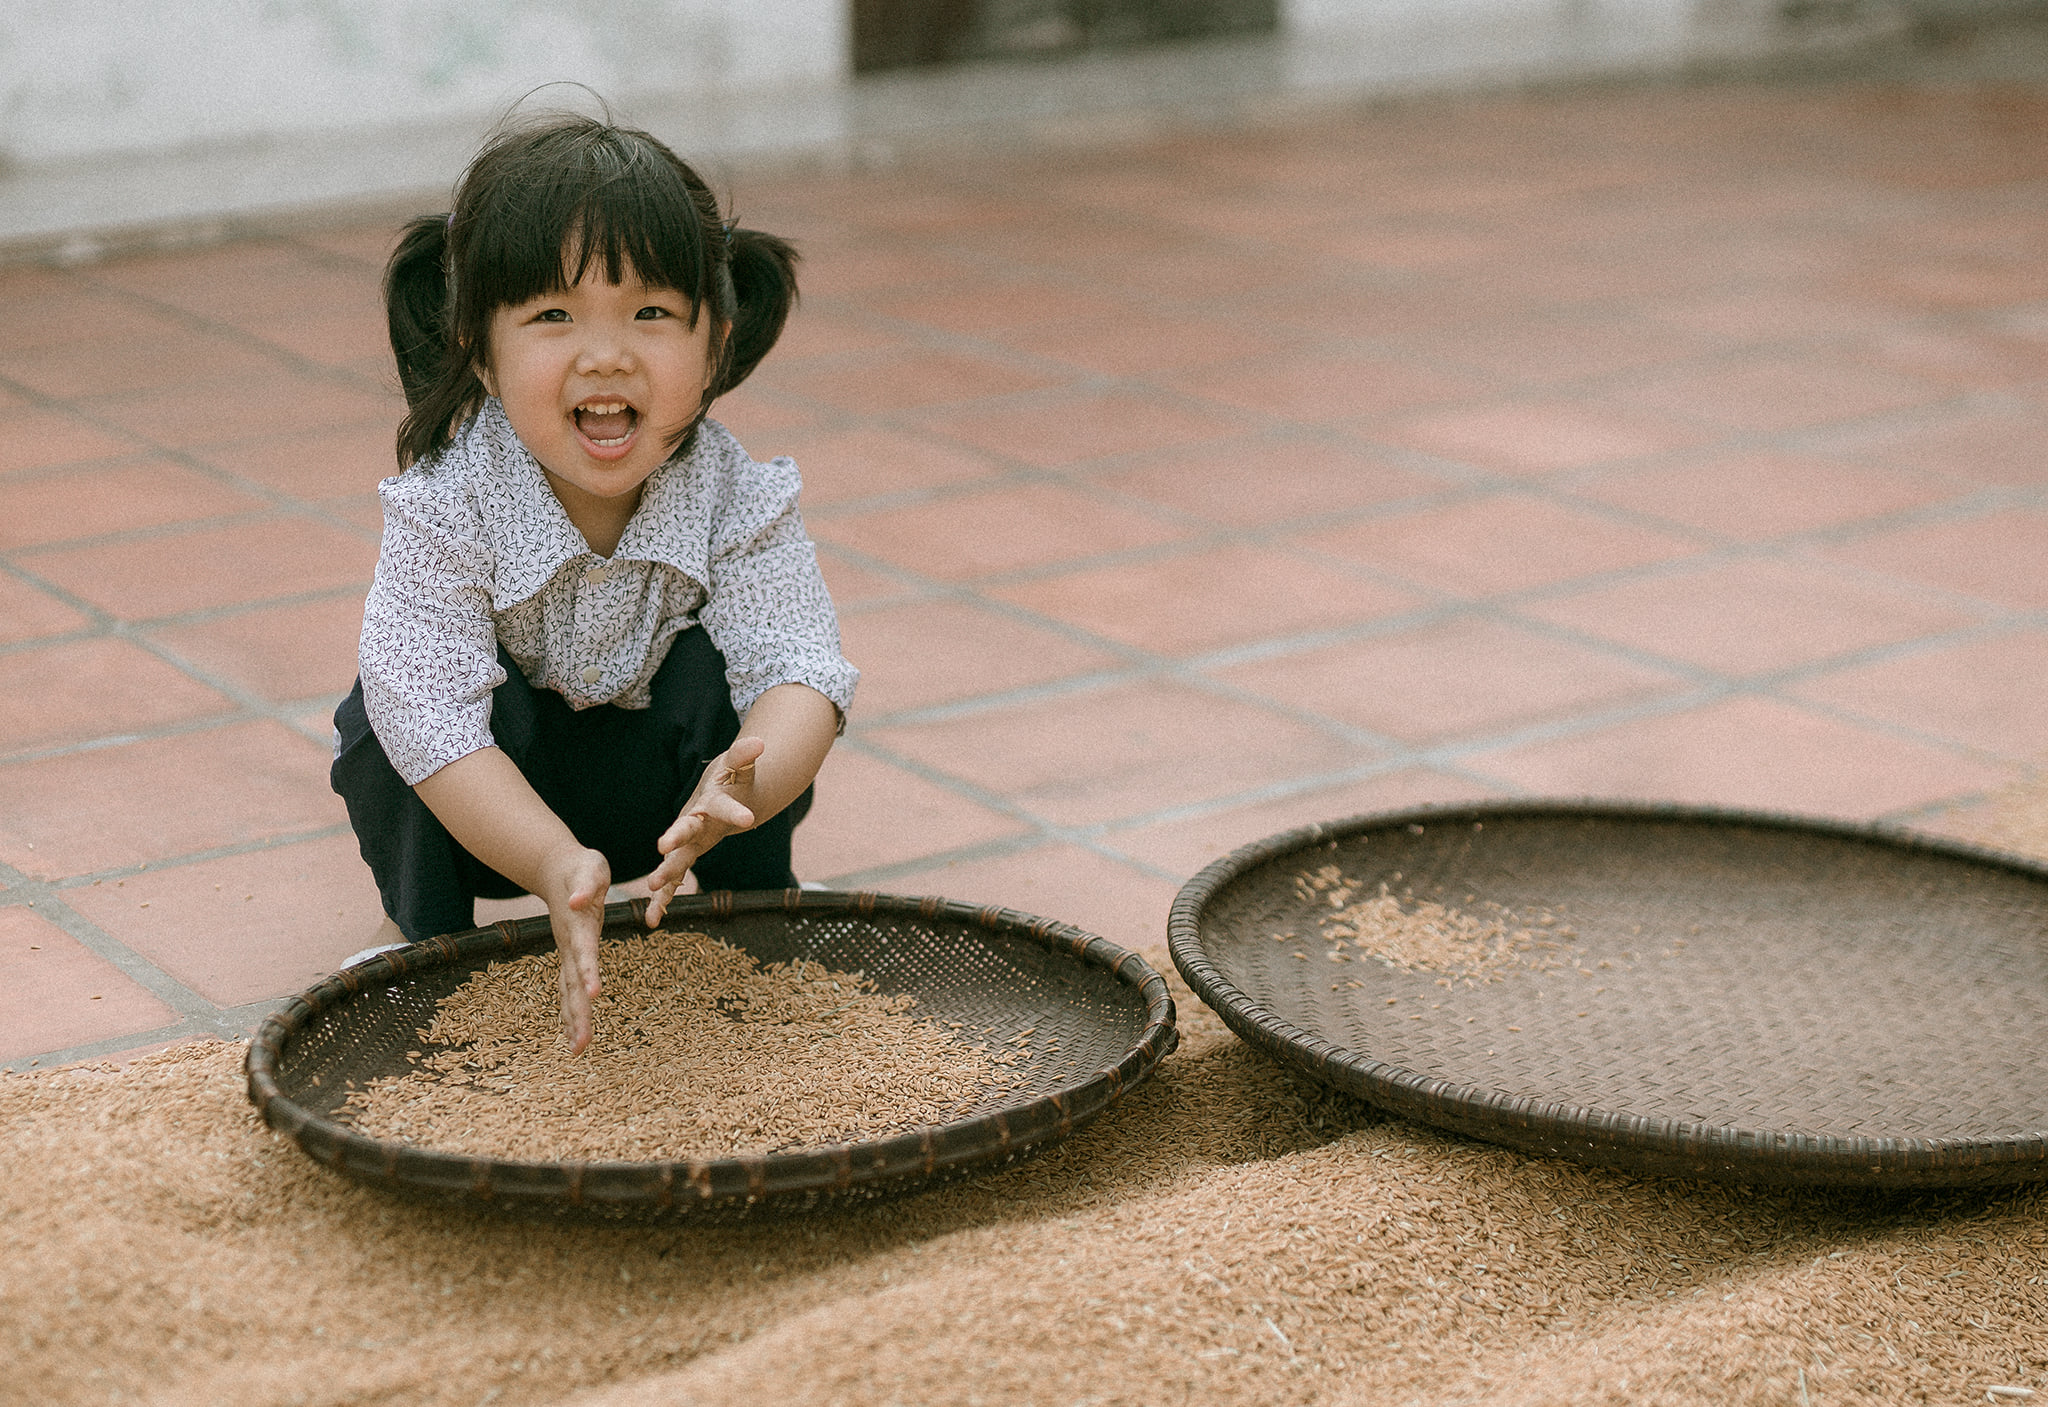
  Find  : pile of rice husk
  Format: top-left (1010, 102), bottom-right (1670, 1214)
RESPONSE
top-left (1299, 863), bottom-right (1581, 983)
top-left (8, 794), bottom-right (2048, 1405)
top-left (341, 930), bottom-right (1012, 1160)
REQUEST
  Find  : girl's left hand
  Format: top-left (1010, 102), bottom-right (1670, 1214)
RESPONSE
top-left (645, 736), bottom-right (762, 927)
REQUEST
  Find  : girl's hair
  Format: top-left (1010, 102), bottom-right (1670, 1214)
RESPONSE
top-left (384, 112), bottom-right (798, 468)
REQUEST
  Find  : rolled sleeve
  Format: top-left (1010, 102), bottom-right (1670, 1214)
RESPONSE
top-left (696, 456), bottom-right (859, 725)
top-left (359, 481), bottom-right (507, 785)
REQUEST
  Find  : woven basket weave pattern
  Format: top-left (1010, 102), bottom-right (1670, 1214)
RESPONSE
top-left (248, 891), bottom-right (1176, 1220)
top-left (1172, 802), bottom-right (2048, 1187)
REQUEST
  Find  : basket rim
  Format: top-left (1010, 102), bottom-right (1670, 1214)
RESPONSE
top-left (1168, 796), bottom-right (2048, 1187)
top-left (247, 888), bottom-right (1176, 1213)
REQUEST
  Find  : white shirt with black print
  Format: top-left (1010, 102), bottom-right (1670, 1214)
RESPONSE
top-left (358, 398), bottom-right (857, 787)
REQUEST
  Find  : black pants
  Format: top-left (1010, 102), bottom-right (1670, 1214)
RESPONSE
top-left (332, 626), bottom-right (811, 942)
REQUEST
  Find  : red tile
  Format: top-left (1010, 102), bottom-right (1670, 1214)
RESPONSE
top-left (1299, 495), bottom-right (1701, 597)
top-left (79, 368), bottom-right (399, 450)
top-left (147, 594), bottom-right (365, 703)
top-left (0, 321), bottom-right (278, 399)
top-left (793, 747), bottom-right (1031, 881)
top-left (798, 243), bottom-right (983, 298)
top-left (0, 907), bottom-right (178, 1064)
top-left (771, 306), bottom-right (908, 362)
top-left (1381, 314), bottom-right (1724, 387)
top-left (0, 459), bottom-right (265, 549)
top-left (1824, 508), bottom-right (2048, 611)
top-left (1213, 618), bottom-right (1680, 745)
top-left (1372, 399), bottom-right (1708, 475)
top-left (62, 833), bottom-right (386, 1006)
top-left (0, 271), bottom-right (129, 352)
top-left (1250, 281), bottom-right (1509, 341)
top-left (1091, 436), bottom-right (1444, 527)
top-left (983, 310), bottom-right (1295, 377)
top-left (992, 543), bottom-right (1426, 656)
top-left (814, 482), bottom-right (1191, 582)
top-left (1452, 250), bottom-right (1729, 308)
top-left (859, 277), bottom-right (1129, 335)
top-left (816, 550), bottom-right (911, 608)
top-left (0, 407), bottom-right (141, 475)
top-left (767, 426), bottom-right (1005, 507)
top-left (910, 389), bottom-right (1245, 469)
top-left (196, 422), bottom-right (398, 501)
top-left (865, 678), bottom-right (1370, 827)
top-left (0, 638), bottom-right (233, 756)
top-left (245, 311), bottom-right (394, 371)
top-left (321, 494), bottom-right (386, 534)
top-left (0, 721), bottom-right (342, 879)
top-left (1851, 326), bottom-right (2048, 389)
top-left (1161, 350), bottom-right (1483, 424)
top-left (1788, 630), bottom-right (2048, 761)
top-left (762, 347), bottom-right (1063, 413)
top-left (1108, 767), bottom-right (1506, 879)
top-left (838, 599), bottom-right (1121, 715)
top-left (878, 841), bottom-right (1181, 959)
top-left (1520, 558), bottom-right (1978, 676)
top-left (24, 515), bottom-right (377, 621)
top-left (1832, 254), bottom-right (2048, 311)
top-left (1077, 243), bottom-right (1332, 305)
top-left (0, 575), bottom-right (91, 646)
top-left (1820, 403), bottom-right (2048, 488)
top-left (1638, 290), bottom-right (1903, 342)
top-left (291, 224), bottom-right (401, 267)
top-left (1573, 451), bottom-right (1957, 539)
top-left (1293, 218), bottom-right (1516, 275)
top-left (1464, 696), bottom-right (2013, 819)
top-left (705, 386), bottom-right (828, 441)
top-left (1611, 355), bottom-right (1943, 433)
top-left (91, 240), bottom-right (378, 324)
top-left (925, 213), bottom-right (1185, 273)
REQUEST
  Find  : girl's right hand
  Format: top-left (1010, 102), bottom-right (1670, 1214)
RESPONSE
top-left (543, 845), bottom-right (612, 1054)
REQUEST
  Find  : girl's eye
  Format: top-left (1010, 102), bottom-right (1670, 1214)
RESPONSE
top-left (532, 308), bottom-right (570, 323)
top-left (635, 305), bottom-right (673, 320)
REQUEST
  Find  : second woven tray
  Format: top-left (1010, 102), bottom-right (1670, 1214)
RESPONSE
top-left (1171, 801), bottom-right (2048, 1187)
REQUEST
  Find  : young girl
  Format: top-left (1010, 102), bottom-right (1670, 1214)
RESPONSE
top-left (331, 113), bottom-right (856, 1053)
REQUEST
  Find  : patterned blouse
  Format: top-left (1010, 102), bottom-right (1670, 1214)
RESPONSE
top-left (358, 399), bottom-right (858, 786)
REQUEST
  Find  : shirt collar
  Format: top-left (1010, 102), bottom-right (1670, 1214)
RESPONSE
top-left (475, 398), bottom-right (711, 608)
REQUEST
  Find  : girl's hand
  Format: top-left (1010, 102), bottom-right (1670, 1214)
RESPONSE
top-left (645, 737), bottom-right (762, 927)
top-left (543, 845), bottom-right (612, 1054)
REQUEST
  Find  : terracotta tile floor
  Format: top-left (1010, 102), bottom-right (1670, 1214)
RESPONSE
top-left (7, 69), bottom-right (2048, 1069)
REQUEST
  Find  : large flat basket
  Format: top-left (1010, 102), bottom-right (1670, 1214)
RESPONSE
top-left (248, 891), bottom-right (1176, 1220)
top-left (1170, 800), bottom-right (2048, 1188)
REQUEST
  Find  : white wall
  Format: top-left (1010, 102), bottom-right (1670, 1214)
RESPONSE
top-left (1277, 0), bottom-right (1896, 83)
top-left (0, 0), bottom-right (845, 167)
top-left (0, 0), bottom-right (1909, 256)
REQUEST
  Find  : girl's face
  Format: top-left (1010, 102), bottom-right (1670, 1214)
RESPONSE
top-left (482, 266), bottom-right (718, 516)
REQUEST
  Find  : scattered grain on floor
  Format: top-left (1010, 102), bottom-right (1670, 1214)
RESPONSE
top-left (7, 952), bottom-right (2048, 1407)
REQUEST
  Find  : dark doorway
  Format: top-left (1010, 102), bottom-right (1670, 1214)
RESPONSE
top-left (853, 0), bottom-right (1280, 73)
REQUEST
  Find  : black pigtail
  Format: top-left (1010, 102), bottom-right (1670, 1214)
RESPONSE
top-left (385, 213), bottom-right (487, 469)
top-left (716, 227), bottom-right (800, 397)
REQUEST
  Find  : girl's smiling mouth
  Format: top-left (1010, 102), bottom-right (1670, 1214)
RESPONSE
top-left (573, 398), bottom-right (639, 454)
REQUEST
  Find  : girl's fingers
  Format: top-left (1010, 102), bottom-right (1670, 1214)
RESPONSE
top-left (645, 880), bottom-right (678, 928)
top-left (657, 812), bottom-right (704, 855)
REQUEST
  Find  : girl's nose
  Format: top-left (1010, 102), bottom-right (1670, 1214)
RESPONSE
top-left (575, 328), bottom-right (635, 375)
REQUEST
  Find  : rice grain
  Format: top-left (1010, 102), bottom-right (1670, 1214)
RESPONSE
top-left (341, 928), bottom-right (1011, 1161)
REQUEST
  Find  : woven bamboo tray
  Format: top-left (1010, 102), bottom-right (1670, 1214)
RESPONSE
top-left (247, 890), bottom-right (1176, 1220)
top-left (1170, 800), bottom-right (2048, 1188)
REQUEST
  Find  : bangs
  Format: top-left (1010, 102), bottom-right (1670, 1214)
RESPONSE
top-left (457, 123), bottom-right (717, 327)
